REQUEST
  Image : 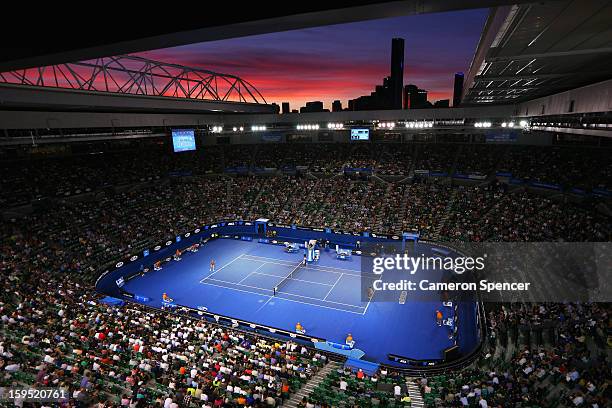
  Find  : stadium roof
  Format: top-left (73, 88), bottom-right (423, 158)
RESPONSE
top-left (462, 0), bottom-right (612, 105)
top-left (0, 0), bottom-right (534, 72)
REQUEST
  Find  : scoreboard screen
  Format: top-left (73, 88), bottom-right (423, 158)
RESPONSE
top-left (172, 129), bottom-right (196, 152)
top-left (350, 128), bottom-right (370, 141)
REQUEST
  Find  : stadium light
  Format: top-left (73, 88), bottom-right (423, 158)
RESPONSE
top-left (501, 122), bottom-right (507, 127)
top-left (212, 126), bottom-right (223, 133)
top-left (508, 122), bottom-right (515, 128)
top-left (232, 127), bottom-right (237, 132)
top-left (297, 124), bottom-right (320, 131)
top-left (251, 125), bottom-right (267, 132)
top-left (519, 120), bottom-right (528, 128)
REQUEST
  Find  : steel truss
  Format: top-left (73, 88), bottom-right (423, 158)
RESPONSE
top-left (0, 55), bottom-right (267, 104)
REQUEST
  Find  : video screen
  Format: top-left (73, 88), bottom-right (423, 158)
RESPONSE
top-left (172, 129), bottom-right (196, 152)
top-left (350, 128), bottom-right (370, 141)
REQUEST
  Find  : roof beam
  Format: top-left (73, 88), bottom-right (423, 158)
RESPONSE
top-left (0, 0), bottom-right (539, 72)
top-left (487, 47), bottom-right (612, 62)
top-left (470, 86), bottom-right (536, 92)
top-left (474, 73), bottom-right (563, 81)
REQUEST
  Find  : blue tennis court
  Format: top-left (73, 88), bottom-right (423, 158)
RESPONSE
top-left (200, 253), bottom-right (376, 314)
top-left (122, 237), bottom-right (475, 366)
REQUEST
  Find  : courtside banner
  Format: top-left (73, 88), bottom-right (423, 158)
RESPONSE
top-left (360, 242), bottom-right (612, 303)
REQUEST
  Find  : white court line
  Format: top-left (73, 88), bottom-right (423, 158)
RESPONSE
top-left (251, 271), bottom-right (333, 287)
top-left (206, 277), bottom-right (273, 293)
top-left (200, 280), bottom-right (365, 315)
top-left (205, 276), bottom-right (364, 310)
top-left (241, 254), bottom-right (365, 278)
top-left (242, 253), bottom-right (379, 279)
top-left (362, 288), bottom-right (376, 315)
top-left (243, 253), bottom-right (359, 273)
top-left (255, 295), bottom-right (275, 313)
top-left (200, 254), bottom-right (244, 282)
top-left (238, 262), bottom-right (267, 284)
top-left (323, 273), bottom-right (343, 301)
top-left (362, 299), bottom-right (373, 315)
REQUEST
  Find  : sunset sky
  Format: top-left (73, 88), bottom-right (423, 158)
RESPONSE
top-left (137, 9), bottom-right (489, 110)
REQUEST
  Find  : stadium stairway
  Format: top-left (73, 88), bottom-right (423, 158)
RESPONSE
top-left (371, 173), bottom-right (389, 184)
top-left (448, 144), bottom-right (463, 178)
top-left (282, 361), bottom-right (342, 407)
top-left (430, 188), bottom-right (458, 240)
top-left (405, 378), bottom-right (426, 408)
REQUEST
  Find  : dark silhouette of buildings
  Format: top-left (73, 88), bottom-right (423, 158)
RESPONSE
top-left (349, 76), bottom-right (393, 110)
top-left (332, 100), bottom-right (343, 112)
top-left (349, 38), bottom-right (405, 111)
top-left (390, 38), bottom-right (404, 109)
top-left (282, 102), bottom-right (290, 114)
top-left (403, 84), bottom-right (429, 109)
top-left (453, 72), bottom-right (464, 107)
top-left (434, 99), bottom-right (449, 108)
top-left (300, 101), bottom-right (328, 113)
top-left (403, 85), bottom-right (412, 109)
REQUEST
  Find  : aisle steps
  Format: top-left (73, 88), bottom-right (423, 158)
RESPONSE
top-left (282, 361), bottom-right (342, 407)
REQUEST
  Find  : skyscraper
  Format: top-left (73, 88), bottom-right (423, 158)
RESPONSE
top-left (403, 84), bottom-right (428, 109)
top-left (349, 38), bottom-right (405, 111)
top-left (332, 100), bottom-right (343, 112)
top-left (453, 72), bottom-right (464, 107)
top-left (282, 102), bottom-right (290, 114)
top-left (390, 38), bottom-right (405, 109)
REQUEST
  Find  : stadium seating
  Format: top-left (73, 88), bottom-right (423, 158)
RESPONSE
top-left (0, 140), bottom-right (610, 407)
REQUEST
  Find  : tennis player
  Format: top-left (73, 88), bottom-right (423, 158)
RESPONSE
top-left (295, 322), bottom-right (305, 334)
top-left (436, 310), bottom-right (443, 326)
top-left (210, 259), bottom-right (216, 272)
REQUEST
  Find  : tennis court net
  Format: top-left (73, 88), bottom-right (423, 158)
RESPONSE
top-left (273, 262), bottom-right (303, 296)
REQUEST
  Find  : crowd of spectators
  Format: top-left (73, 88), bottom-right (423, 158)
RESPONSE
top-left (1, 259), bottom-right (327, 406)
top-left (453, 145), bottom-right (504, 177)
top-left (2, 141), bottom-right (611, 209)
top-left (1, 140), bottom-right (611, 407)
top-left (413, 144), bottom-right (457, 174)
top-left (418, 303), bottom-right (610, 407)
top-left (497, 146), bottom-right (612, 190)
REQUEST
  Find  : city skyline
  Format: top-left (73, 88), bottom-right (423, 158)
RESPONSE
top-left (137, 9), bottom-right (488, 110)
